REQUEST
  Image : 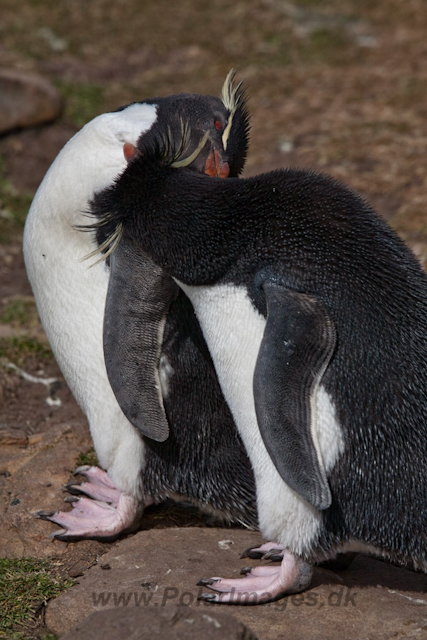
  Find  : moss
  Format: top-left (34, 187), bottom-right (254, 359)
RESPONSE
top-left (76, 448), bottom-right (99, 468)
top-left (0, 337), bottom-right (53, 365)
top-left (0, 299), bottom-right (40, 329)
top-left (0, 557), bottom-right (73, 639)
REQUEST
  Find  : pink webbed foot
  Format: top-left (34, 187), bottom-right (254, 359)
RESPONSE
top-left (197, 548), bottom-right (313, 605)
top-left (34, 466), bottom-right (147, 541)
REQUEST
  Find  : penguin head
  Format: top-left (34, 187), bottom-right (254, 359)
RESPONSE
top-left (85, 71), bottom-right (249, 263)
top-left (121, 70), bottom-right (250, 179)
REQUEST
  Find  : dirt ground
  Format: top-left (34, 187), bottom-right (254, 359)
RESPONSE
top-left (1, 0), bottom-right (427, 638)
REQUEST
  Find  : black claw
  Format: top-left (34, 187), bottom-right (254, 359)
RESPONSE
top-left (197, 593), bottom-right (217, 602)
top-left (62, 482), bottom-right (84, 495)
top-left (240, 545), bottom-right (264, 560)
top-left (261, 548), bottom-right (284, 561)
top-left (73, 465), bottom-right (91, 476)
top-left (50, 531), bottom-right (73, 541)
top-left (268, 554), bottom-right (284, 562)
top-left (34, 510), bottom-right (55, 520)
top-left (196, 578), bottom-right (219, 587)
top-left (240, 566), bottom-right (252, 575)
top-left (63, 495), bottom-right (79, 503)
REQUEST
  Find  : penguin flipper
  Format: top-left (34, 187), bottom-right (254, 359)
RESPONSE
top-left (103, 234), bottom-right (178, 442)
top-left (253, 283), bottom-right (336, 510)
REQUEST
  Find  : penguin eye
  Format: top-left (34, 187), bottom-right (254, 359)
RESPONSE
top-left (214, 119), bottom-right (222, 131)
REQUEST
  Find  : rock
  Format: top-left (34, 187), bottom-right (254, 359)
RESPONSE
top-left (59, 605), bottom-right (258, 640)
top-left (46, 528), bottom-right (262, 636)
top-left (0, 69), bottom-right (62, 135)
top-left (0, 123), bottom-right (77, 193)
top-left (0, 427), bottom-right (28, 445)
top-left (46, 527), bottom-right (427, 640)
top-left (0, 421), bottom-right (108, 566)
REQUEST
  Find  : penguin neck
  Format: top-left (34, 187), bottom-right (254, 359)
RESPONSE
top-left (103, 162), bottom-right (248, 285)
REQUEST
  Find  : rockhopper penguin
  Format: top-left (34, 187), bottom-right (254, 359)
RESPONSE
top-left (90, 123), bottom-right (427, 602)
top-left (23, 72), bottom-right (257, 539)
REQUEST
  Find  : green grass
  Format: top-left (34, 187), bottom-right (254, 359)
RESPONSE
top-left (0, 159), bottom-right (33, 244)
top-left (76, 448), bottom-right (99, 468)
top-left (0, 557), bottom-right (73, 639)
top-left (0, 299), bottom-right (40, 328)
top-left (0, 337), bottom-right (53, 365)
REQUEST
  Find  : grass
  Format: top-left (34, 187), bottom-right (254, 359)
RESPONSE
top-left (0, 557), bottom-right (72, 639)
top-left (0, 158), bottom-right (33, 244)
top-left (75, 448), bottom-right (99, 468)
top-left (0, 337), bottom-right (53, 365)
top-left (0, 299), bottom-right (40, 329)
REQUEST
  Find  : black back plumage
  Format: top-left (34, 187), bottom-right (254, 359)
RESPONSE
top-left (92, 152), bottom-right (427, 566)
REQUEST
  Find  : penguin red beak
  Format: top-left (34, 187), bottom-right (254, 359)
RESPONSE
top-left (204, 147), bottom-right (230, 178)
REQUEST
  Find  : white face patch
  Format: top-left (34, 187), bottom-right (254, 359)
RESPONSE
top-left (23, 103), bottom-right (159, 499)
top-left (177, 282), bottom-right (345, 554)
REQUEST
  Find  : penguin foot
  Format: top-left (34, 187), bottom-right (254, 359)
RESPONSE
top-left (62, 466), bottom-right (122, 507)
top-left (197, 549), bottom-right (313, 605)
top-left (34, 491), bottom-right (144, 541)
top-left (240, 541), bottom-right (286, 562)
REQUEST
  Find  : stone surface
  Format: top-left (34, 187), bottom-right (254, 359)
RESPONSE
top-left (60, 605), bottom-right (258, 640)
top-left (0, 421), bottom-right (108, 565)
top-left (46, 528), bottom-right (427, 640)
top-left (0, 427), bottom-right (28, 445)
top-left (0, 69), bottom-right (62, 134)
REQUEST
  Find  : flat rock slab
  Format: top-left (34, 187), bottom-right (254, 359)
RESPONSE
top-left (46, 528), bottom-right (427, 640)
top-left (0, 421), bottom-right (109, 568)
top-left (0, 69), bottom-right (62, 134)
top-left (60, 605), bottom-right (258, 640)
